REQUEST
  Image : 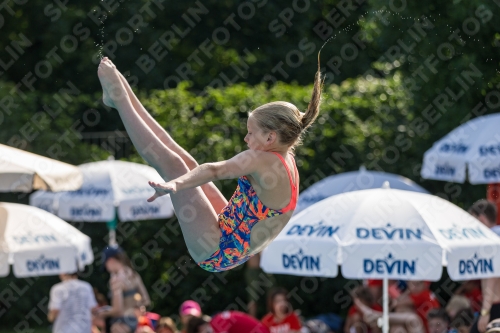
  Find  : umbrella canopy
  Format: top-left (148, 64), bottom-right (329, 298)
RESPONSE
top-left (29, 160), bottom-right (174, 222)
top-left (295, 167), bottom-right (428, 214)
top-left (421, 113), bottom-right (500, 184)
top-left (0, 144), bottom-right (83, 192)
top-left (261, 187), bottom-right (500, 281)
top-left (0, 202), bottom-right (93, 277)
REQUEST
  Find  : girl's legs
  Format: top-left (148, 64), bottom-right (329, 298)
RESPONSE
top-left (98, 62), bottom-right (220, 262)
top-left (101, 58), bottom-right (227, 213)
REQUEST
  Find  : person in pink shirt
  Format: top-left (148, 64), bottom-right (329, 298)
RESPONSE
top-left (187, 311), bottom-right (269, 333)
top-left (180, 300), bottom-right (203, 333)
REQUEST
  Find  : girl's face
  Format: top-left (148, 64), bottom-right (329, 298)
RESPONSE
top-left (105, 257), bottom-right (121, 273)
top-left (245, 116), bottom-right (272, 150)
top-left (273, 294), bottom-right (289, 316)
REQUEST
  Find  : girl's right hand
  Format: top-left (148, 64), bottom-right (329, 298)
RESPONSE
top-left (147, 181), bottom-right (176, 202)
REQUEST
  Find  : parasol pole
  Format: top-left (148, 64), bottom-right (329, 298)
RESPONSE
top-left (106, 213), bottom-right (118, 246)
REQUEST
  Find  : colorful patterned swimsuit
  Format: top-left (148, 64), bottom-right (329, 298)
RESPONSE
top-left (198, 152), bottom-right (299, 272)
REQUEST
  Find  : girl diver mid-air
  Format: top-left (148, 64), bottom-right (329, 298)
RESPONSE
top-left (97, 56), bottom-right (322, 272)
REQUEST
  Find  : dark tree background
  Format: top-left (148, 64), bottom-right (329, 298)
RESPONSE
top-left (1, 0), bottom-right (499, 330)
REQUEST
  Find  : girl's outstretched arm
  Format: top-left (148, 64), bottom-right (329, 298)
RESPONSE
top-left (147, 150), bottom-right (262, 202)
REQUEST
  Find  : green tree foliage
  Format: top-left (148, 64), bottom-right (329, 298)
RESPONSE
top-left (0, 0), bottom-right (370, 95)
top-left (1, 0), bottom-right (499, 329)
top-left (360, 0), bottom-right (500, 198)
top-left (0, 81), bottom-right (110, 163)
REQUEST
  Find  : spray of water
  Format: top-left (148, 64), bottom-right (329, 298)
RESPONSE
top-left (314, 8), bottom-right (476, 78)
top-left (94, 0), bottom-right (110, 60)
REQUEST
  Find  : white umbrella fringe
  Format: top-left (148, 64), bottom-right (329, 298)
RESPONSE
top-left (262, 189), bottom-right (500, 278)
top-left (421, 113), bottom-right (500, 184)
top-left (0, 144), bottom-right (83, 192)
top-left (0, 203), bottom-right (93, 277)
top-left (30, 160), bottom-right (174, 223)
top-left (261, 188), bottom-right (500, 333)
top-left (295, 167), bottom-right (428, 214)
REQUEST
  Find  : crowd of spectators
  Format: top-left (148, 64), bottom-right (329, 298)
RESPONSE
top-left (343, 200), bottom-right (500, 333)
top-left (45, 200), bottom-right (500, 333)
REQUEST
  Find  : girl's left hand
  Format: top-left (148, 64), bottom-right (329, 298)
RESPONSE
top-left (147, 181), bottom-right (176, 202)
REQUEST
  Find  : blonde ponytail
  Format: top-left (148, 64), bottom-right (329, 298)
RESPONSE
top-left (301, 52), bottom-right (324, 130)
top-left (250, 51), bottom-right (324, 148)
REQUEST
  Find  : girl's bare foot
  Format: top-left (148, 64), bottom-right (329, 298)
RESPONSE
top-left (101, 82), bottom-right (116, 109)
top-left (97, 58), bottom-right (127, 106)
top-left (97, 58), bottom-right (117, 108)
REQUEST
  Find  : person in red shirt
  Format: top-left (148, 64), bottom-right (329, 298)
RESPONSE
top-left (393, 281), bottom-right (440, 333)
top-left (353, 298), bottom-right (424, 333)
top-left (345, 286), bottom-right (382, 333)
top-left (187, 311), bottom-right (269, 333)
top-left (454, 280), bottom-right (482, 314)
top-left (366, 280), bottom-right (383, 305)
top-left (468, 200), bottom-right (500, 333)
top-left (354, 281), bottom-right (438, 333)
top-left (261, 288), bottom-right (302, 333)
top-left (366, 280), bottom-right (403, 305)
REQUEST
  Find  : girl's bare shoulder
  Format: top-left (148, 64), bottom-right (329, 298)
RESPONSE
top-left (243, 149), bottom-right (282, 161)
